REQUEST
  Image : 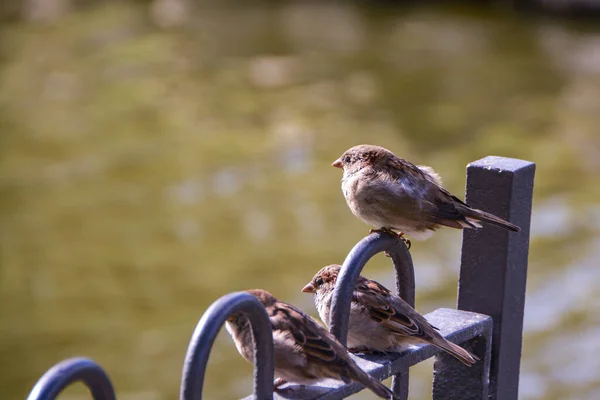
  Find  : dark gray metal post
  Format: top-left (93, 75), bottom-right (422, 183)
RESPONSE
top-left (432, 325), bottom-right (492, 400)
top-left (453, 156), bottom-right (535, 400)
top-left (180, 292), bottom-right (275, 400)
top-left (27, 357), bottom-right (116, 400)
top-left (329, 231), bottom-right (414, 400)
top-left (249, 309), bottom-right (492, 400)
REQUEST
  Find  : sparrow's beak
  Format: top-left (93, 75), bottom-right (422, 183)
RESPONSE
top-left (331, 158), bottom-right (343, 168)
top-left (301, 283), bottom-right (316, 293)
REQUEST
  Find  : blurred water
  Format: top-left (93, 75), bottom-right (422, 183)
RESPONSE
top-left (1, 2), bottom-right (599, 399)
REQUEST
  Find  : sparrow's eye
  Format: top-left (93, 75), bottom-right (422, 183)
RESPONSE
top-left (344, 155), bottom-right (351, 163)
top-left (315, 278), bottom-right (324, 286)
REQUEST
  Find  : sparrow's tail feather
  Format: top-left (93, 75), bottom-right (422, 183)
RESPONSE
top-left (463, 208), bottom-right (520, 232)
top-left (352, 370), bottom-right (398, 400)
top-left (432, 338), bottom-right (479, 367)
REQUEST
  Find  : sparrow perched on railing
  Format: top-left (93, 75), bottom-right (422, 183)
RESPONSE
top-left (302, 265), bottom-right (478, 366)
top-left (225, 289), bottom-right (398, 399)
top-left (331, 144), bottom-right (520, 247)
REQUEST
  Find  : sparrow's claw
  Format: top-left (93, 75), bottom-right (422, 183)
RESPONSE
top-left (349, 346), bottom-right (389, 356)
top-left (348, 346), bottom-right (370, 353)
top-left (369, 228), bottom-right (411, 250)
top-left (397, 232), bottom-right (411, 250)
top-left (369, 227), bottom-right (396, 236)
top-left (273, 378), bottom-right (288, 390)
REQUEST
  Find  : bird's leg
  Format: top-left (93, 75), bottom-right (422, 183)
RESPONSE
top-left (273, 378), bottom-right (288, 391)
top-left (397, 232), bottom-right (411, 250)
top-left (369, 227), bottom-right (396, 236)
top-left (369, 227), bottom-right (404, 239)
top-left (369, 228), bottom-right (411, 251)
top-left (349, 346), bottom-right (388, 356)
top-left (353, 347), bottom-right (389, 356)
top-left (348, 346), bottom-right (370, 353)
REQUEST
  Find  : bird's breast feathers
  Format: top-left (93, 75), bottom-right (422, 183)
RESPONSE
top-left (341, 169), bottom-right (436, 240)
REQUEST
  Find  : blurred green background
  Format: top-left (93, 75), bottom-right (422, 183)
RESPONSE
top-left (1, 1), bottom-right (600, 399)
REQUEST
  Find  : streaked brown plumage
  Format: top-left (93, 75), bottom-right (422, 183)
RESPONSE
top-left (332, 144), bottom-right (520, 242)
top-left (225, 289), bottom-right (397, 399)
top-left (302, 266), bottom-right (478, 366)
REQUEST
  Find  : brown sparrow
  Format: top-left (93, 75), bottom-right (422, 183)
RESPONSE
top-left (225, 289), bottom-right (398, 399)
top-left (332, 144), bottom-right (520, 245)
top-left (302, 265), bottom-right (478, 366)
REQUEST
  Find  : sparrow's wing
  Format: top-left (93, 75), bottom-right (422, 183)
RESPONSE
top-left (410, 165), bottom-right (482, 229)
top-left (378, 156), bottom-right (513, 231)
top-left (354, 279), bottom-right (436, 338)
top-left (417, 165), bottom-right (443, 186)
top-left (385, 156), bottom-right (432, 184)
top-left (350, 278), bottom-right (479, 368)
top-left (428, 190), bottom-right (481, 229)
top-left (384, 157), bottom-right (456, 208)
top-left (433, 186), bottom-right (520, 232)
top-left (384, 156), bottom-right (472, 224)
top-left (272, 302), bottom-right (348, 366)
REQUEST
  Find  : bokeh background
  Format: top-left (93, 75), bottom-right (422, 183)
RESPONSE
top-left (1, 0), bottom-right (600, 399)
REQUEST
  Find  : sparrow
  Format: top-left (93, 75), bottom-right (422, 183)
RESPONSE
top-left (331, 144), bottom-right (520, 246)
top-left (225, 289), bottom-right (398, 399)
top-left (302, 265), bottom-right (478, 366)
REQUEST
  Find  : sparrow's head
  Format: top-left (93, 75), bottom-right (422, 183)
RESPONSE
top-left (245, 289), bottom-right (278, 308)
top-left (227, 289), bottom-right (277, 325)
top-left (301, 265), bottom-right (341, 294)
top-left (331, 144), bottom-right (395, 174)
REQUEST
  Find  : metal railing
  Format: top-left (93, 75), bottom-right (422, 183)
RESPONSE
top-left (26, 358), bottom-right (116, 400)
top-left (26, 156), bottom-right (535, 400)
top-left (180, 292), bottom-right (274, 400)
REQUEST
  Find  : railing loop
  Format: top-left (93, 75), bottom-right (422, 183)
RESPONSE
top-left (328, 230), bottom-right (415, 400)
top-left (26, 357), bottom-right (116, 400)
top-left (180, 291), bottom-right (274, 400)
top-left (329, 230), bottom-right (415, 343)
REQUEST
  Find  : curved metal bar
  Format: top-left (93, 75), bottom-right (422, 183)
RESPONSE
top-left (329, 231), bottom-right (415, 345)
top-left (328, 231), bottom-right (415, 400)
top-left (180, 292), bottom-right (274, 400)
top-left (27, 357), bottom-right (116, 400)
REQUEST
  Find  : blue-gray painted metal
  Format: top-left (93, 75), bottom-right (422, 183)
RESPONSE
top-left (432, 317), bottom-right (492, 400)
top-left (27, 357), bottom-right (116, 400)
top-left (328, 231), bottom-right (415, 343)
top-left (328, 231), bottom-right (414, 399)
top-left (457, 156), bottom-right (535, 400)
top-left (29, 156), bottom-right (535, 400)
top-left (243, 308), bottom-right (492, 400)
top-left (180, 292), bottom-right (275, 400)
